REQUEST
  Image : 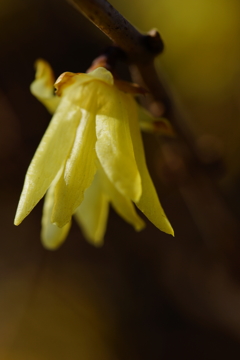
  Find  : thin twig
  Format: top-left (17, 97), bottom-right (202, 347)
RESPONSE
top-left (68, 0), bottom-right (164, 62)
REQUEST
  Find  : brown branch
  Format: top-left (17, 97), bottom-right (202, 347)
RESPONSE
top-left (68, 0), bottom-right (164, 62)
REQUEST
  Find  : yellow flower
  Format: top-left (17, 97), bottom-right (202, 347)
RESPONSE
top-left (14, 60), bottom-right (174, 249)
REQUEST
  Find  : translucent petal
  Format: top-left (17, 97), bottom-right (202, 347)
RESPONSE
top-left (87, 67), bottom-right (114, 85)
top-left (98, 165), bottom-right (145, 231)
top-left (127, 96), bottom-right (174, 235)
top-left (14, 99), bottom-right (81, 226)
top-left (30, 59), bottom-right (60, 114)
top-left (74, 172), bottom-right (109, 246)
top-left (41, 171), bottom-right (71, 250)
top-left (55, 67), bottom-right (113, 98)
top-left (95, 85), bottom-right (142, 202)
top-left (52, 108), bottom-right (97, 227)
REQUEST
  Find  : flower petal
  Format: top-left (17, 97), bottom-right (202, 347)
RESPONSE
top-left (52, 108), bottom-right (97, 227)
top-left (98, 165), bottom-right (145, 231)
top-left (30, 59), bottom-right (60, 114)
top-left (74, 172), bottom-right (109, 246)
top-left (41, 171), bottom-right (71, 250)
top-left (55, 67), bottom-right (113, 97)
top-left (87, 67), bottom-right (114, 85)
top-left (127, 96), bottom-right (174, 235)
top-left (95, 85), bottom-right (142, 202)
top-left (14, 99), bottom-right (81, 226)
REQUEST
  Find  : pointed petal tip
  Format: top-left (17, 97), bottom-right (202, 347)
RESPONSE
top-left (41, 238), bottom-right (62, 251)
top-left (14, 219), bottom-right (20, 226)
top-left (163, 223), bottom-right (174, 237)
top-left (14, 196), bottom-right (36, 227)
top-left (41, 241), bottom-right (60, 251)
top-left (164, 217), bottom-right (174, 236)
top-left (41, 215), bottom-right (71, 250)
top-left (14, 210), bottom-right (26, 226)
top-left (14, 212), bottom-right (20, 225)
top-left (87, 238), bottom-right (104, 247)
top-left (79, 225), bottom-right (105, 247)
top-left (34, 59), bottom-right (55, 83)
top-left (134, 220), bottom-right (146, 232)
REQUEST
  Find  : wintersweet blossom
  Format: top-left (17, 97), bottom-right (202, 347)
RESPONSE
top-left (14, 59), bottom-right (174, 249)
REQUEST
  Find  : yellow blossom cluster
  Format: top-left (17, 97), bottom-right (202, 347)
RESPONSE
top-left (14, 60), bottom-right (173, 249)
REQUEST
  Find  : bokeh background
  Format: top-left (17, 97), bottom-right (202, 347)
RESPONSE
top-left (1, 0), bottom-right (240, 359)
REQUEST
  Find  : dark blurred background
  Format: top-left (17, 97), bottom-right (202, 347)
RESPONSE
top-left (1, 0), bottom-right (240, 359)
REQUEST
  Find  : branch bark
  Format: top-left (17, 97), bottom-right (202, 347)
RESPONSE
top-left (68, 0), bottom-right (164, 62)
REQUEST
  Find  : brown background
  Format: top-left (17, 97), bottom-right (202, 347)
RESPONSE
top-left (1, 0), bottom-right (240, 359)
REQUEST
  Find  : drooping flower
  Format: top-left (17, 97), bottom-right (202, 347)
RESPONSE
top-left (14, 59), bottom-right (174, 249)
